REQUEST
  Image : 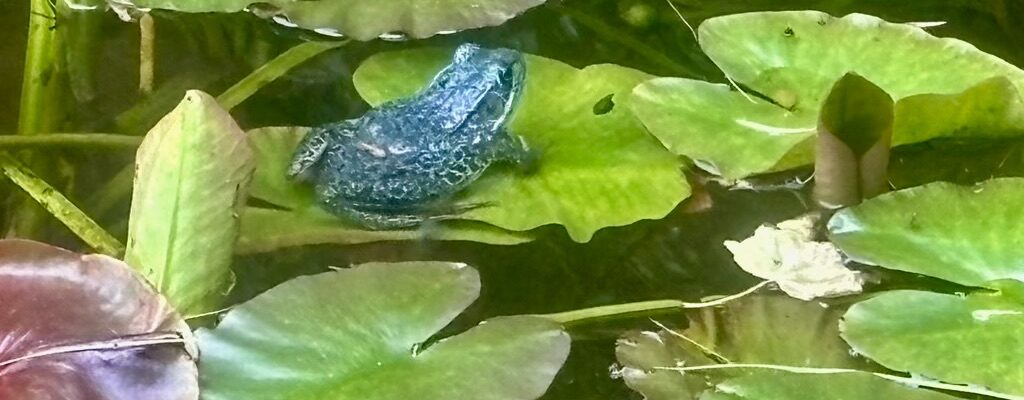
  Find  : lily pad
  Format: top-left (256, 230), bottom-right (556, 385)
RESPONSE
top-left (0, 239), bottom-right (197, 400)
top-left (841, 282), bottom-right (1024, 396)
top-left (245, 127), bottom-right (534, 248)
top-left (199, 261), bottom-right (570, 400)
top-left (125, 0), bottom-right (545, 40)
top-left (630, 11), bottom-right (1024, 180)
top-left (829, 177), bottom-right (1024, 286)
top-left (126, 90), bottom-right (254, 316)
top-left (351, 48), bottom-right (690, 242)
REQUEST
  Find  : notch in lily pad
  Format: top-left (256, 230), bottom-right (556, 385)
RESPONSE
top-left (814, 73), bottom-right (894, 208)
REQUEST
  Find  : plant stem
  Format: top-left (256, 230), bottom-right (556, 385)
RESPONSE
top-left (139, 13), bottom-right (155, 95)
top-left (537, 281), bottom-right (770, 326)
top-left (0, 152), bottom-right (125, 257)
top-left (10, 0), bottom-right (69, 237)
top-left (551, 4), bottom-right (699, 78)
top-left (0, 134), bottom-right (142, 149)
top-left (217, 40), bottom-right (349, 110)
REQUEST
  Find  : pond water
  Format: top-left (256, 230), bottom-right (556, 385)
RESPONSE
top-left (3, 1), bottom-right (1024, 399)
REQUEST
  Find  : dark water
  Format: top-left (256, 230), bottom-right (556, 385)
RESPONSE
top-left (3, 1), bottom-right (1024, 398)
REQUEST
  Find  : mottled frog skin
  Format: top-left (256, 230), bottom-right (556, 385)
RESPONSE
top-left (288, 43), bottom-right (530, 229)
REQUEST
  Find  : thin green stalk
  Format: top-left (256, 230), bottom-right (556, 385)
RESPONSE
top-left (551, 4), bottom-right (698, 78)
top-left (0, 152), bottom-right (125, 257)
top-left (217, 40), bottom-right (349, 110)
top-left (10, 0), bottom-right (69, 237)
top-left (0, 134), bottom-right (143, 149)
top-left (537, 281), bottom-right (770, 326)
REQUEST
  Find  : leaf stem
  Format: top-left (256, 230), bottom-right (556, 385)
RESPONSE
top-left (217, 40), bottom-right (349, 110)
top-left (0, 152), bottom-right (125, 257)
top-left (539, 281), bottom-right (771, 326)
top-left (0, 133), bottom-right (142, 149)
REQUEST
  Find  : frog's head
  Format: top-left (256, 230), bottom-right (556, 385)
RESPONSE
top-left (441, 43), bottom-right (526, 132)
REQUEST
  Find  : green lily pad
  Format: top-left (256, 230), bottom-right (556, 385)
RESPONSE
top-left (125, 90), bottom-right (254, 316)
top-left (841, 282), bottom-right (1024, 396)
top-left (352, 48), bottom-right (690, 242)
top-left (236, 207), bottom-right (533, 253)
top-left (630, 11), bottom-right (1024, 180)
top-left (125, 0), bottom-right (545, 40)
top-left (199, 261), bottom-right (570, 400)
top-left (245, 127), bottom-right (534, 248)
top-left (829, 178), bottom-right (1024, 286)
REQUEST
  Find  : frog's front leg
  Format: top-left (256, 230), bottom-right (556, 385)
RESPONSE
top-left (288, 120), bottom-right (358, 181)
top-left (492, 130), bottom-right (539, 173)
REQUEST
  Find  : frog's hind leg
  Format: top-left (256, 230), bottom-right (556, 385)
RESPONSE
top-left (287, 120), bottom-right (358, 181)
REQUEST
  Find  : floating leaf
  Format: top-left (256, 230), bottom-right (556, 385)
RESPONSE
top-left (351, 48), bottom-right (689, 242)
top-left (245, 127), bottom-right (534, 248)
top-left (814, 73), bottom-right (893, 207)
top-left (842, 282), bottom-right (1024, 396)
top-left (124, 0), bottom-right (545, 40)
top-left (630, 12), bottom-right (1024, 180)
top-left (199, 262), bottom-right (570, 400)
top-left (0, 239), bottom-right (197, 400)
top-left (126, 90), bottom-right (254, 316)
top-left (829, 178), bottom-right (1024, 286)
top-left (724, 214), bottom-right (865, 300)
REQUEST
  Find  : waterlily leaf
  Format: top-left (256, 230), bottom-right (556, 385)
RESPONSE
top-left (245, 127), bottom-right (535, 248)
top-left (841, 282), bottom-right (1024, 396)
top-left (708, 372), bottom-right (960, 400)
top-left (125, 0), bottom-right (545, 40)
top-left (126, 90), bottom-right (254, 316)
top-left (236, 207), bottom-right (533, 253)
top-left (616, 295), bottom-right (863, 400)
top-left (828, 177), bottom-right (1024, 286)
top-left (0, 239), bottom-right (197, 400)
top-left (353, 48), bottom-right (690, 242)
top-left (199, 261), bottom-right (570, 400)
top-left (631, 11), bottom-right (1024, 180)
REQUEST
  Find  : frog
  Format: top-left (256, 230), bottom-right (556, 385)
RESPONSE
top-left (287, 43), bottom-right (532, 229)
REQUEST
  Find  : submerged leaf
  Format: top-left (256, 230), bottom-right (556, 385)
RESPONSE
top-left (0, 239), bottom-right (197, 400)
top-left (616, 295), bottom-right (866, 400)
top-left (351, 48), bottom-right (690, 242)
top-left (631, 11), bottom-right (1024, 180)
top-left (842, 282), bottom-right (1024, 395)
top-left (126, 90), bottom-right (254, 316)
top-left (125, 0), bottom-right (545, 40)
top-left (829, 178), bottom-right (1024, 286)
top-left (814, 73), bottom-right (894, 207)
top-left (710, 372), bottom-right (960, 400)
top-left (199, 262), bottom-right (569, 400)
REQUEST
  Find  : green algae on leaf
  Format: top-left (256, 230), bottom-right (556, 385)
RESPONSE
top-left (630, 11), bottom-right (1024, 180)
top-left (352, 48), bottom-right (690, 242)
top-left (841, 282), bottom-right (1024, 396)
top-left (123, 0), bottom-right (545, 40)
top-left (244, 127), bottom-right (534, 248)
top-left (126, 90), bottom-right (254, 316)
top-left (829, 178), bottom-right (1024, 286)
top-left (199, 262), bottom-right (569, 400)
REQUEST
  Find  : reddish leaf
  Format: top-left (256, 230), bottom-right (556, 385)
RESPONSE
top-left (0, 239), bottom-right (198, 400)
